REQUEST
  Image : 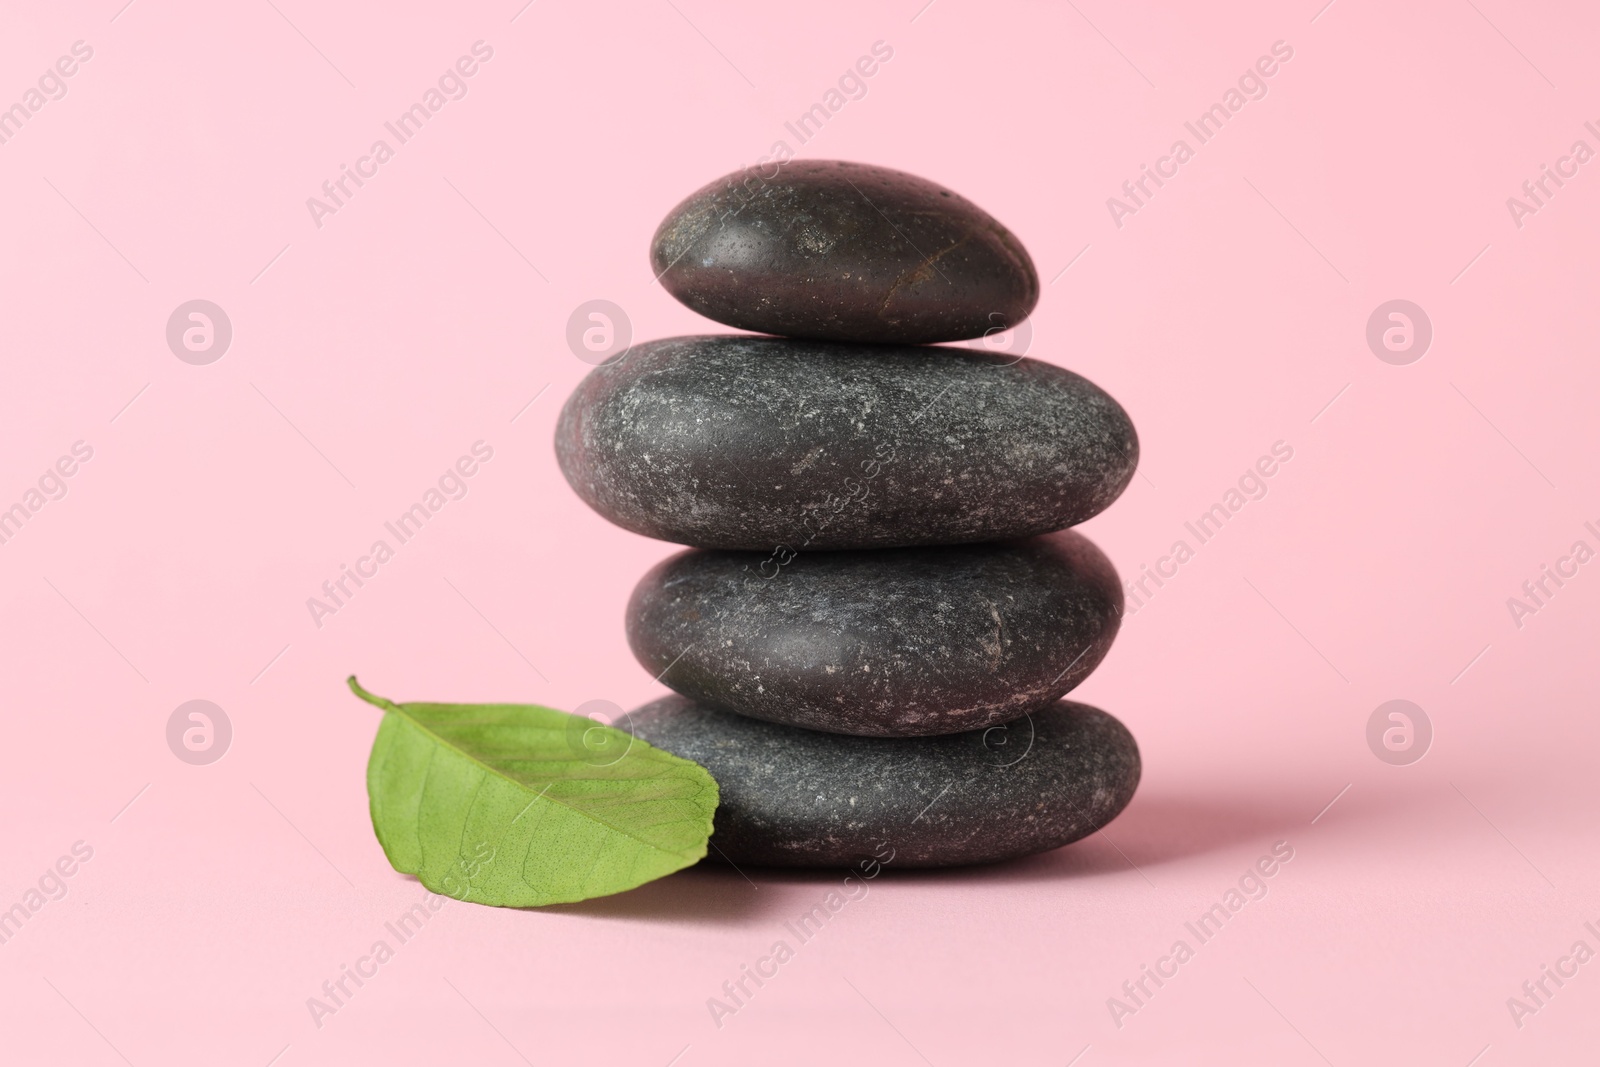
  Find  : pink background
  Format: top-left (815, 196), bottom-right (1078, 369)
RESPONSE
top-left (2, 1), bottom-right (1597, 1063)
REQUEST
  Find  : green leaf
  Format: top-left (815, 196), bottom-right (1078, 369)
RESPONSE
top-left (348, 677), bottom-right (718, 907)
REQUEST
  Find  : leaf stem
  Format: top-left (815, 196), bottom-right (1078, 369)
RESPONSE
top-left (347, 675), bottom-right (402, 713)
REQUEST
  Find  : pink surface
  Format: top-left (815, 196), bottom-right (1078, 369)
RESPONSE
top-left (2, 1), bottom-right (1597, 1063)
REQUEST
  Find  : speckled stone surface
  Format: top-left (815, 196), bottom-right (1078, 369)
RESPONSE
top-left (554, 335), bottom-right (1138, 550)
top-left (627, 530), bottom-right (1122, 736)
top-left (629, 695), bottom-right (1139, 868)
top-left (651, 160), bottom-right (1039, 345)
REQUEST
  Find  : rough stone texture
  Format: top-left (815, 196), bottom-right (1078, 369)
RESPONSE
top-left (554, 335), bottom-right (1138, 550)
top-left (651, 160), bottom-right (1039, 345)
top-left (629, 696), bottom-right (1139, 868)
top-left (627, 531), bottom-right (1122, 736)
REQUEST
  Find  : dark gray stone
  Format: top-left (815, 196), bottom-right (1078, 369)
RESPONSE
top-left (629, 696), bottom-right (1139, 868)
top-left (554, 335), bottom-right (1138, 550)
top-left (651, 160), bottom-right (1039, 345)
top-left (627, 530), bottom-right (1122, 736)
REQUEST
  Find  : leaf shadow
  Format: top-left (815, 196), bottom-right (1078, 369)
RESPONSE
top-left (540, 863), bottom-right (773, 925)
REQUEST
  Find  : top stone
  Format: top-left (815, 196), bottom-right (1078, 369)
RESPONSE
top-left (651, 160), bottom-right (1039, 345)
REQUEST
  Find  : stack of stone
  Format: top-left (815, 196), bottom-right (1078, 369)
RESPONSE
top-left (556, 161), bottom-right (1140, 869)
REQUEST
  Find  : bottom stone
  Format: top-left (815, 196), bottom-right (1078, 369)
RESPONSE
top-left (629, 695), bottom-right (1139, 869)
